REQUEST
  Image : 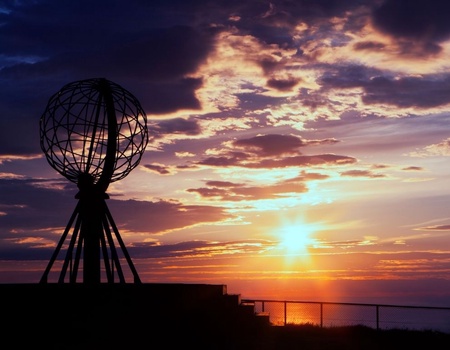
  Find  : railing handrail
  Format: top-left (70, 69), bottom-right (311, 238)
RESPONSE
top-left (241, 298), bottom-right (450, 310)
top-left (241, 298), bottom-right (450, 332)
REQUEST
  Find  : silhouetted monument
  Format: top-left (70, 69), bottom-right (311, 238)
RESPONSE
top-left (39, 78), bottom-right (148, 284)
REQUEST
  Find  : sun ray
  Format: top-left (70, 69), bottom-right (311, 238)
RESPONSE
top-left (279, 224), bottom-right (315, 255)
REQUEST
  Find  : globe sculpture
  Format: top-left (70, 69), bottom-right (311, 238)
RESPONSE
top-left (39, 78), bottom-right (148, 284)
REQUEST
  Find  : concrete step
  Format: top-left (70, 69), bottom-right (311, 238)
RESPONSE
top-left (255, 311), bottom-right (271, 326)
top-left (222, 293), bottom-right (241, 306)
top-left (239, 301), bottom-right (257, 315)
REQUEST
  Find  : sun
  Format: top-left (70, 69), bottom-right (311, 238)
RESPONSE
top-left (277, 222), bottom-right (317, 256)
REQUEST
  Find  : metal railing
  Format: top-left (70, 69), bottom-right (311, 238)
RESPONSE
top-left (241, 299), bottom-right (450, 333)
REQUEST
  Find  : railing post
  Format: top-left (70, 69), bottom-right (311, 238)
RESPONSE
top-left (376, 305), bottom-right (380, 331)
top-left (284, 301), bottom-right (287, 325)
top-left (320, 303), bottom-right (323, 328)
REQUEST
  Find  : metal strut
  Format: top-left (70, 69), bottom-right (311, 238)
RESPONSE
top-left (40, 196), bottom-right (141, 284)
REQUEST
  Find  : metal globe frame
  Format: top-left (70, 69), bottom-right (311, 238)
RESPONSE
top-left (40, 78), bottom-right (148, 189)
top-left (39, 78), bottom-right (148, 284)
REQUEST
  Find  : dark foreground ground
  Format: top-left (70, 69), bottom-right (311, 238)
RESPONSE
top-left (3, 283), bottom-right (449, 349)
top-left (264, 324), bottom-right (450, 350)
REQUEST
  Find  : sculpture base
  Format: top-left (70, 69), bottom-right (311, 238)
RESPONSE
top-left (1, 283), bottom-right (269, 349)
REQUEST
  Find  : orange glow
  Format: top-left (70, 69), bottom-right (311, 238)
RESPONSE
top-left (278, 223), bottom-right (315, 255)
top-left (271, 218), bottom-right (324, 268)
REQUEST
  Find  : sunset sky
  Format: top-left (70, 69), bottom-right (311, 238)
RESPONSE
top-left (2, 0), bottom-right (450, 306)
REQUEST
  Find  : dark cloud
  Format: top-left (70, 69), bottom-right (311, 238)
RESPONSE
top-left (226, 181), bottom-right (308, 200)
top-left (0, 117), bottom-right (42, 156)
top-left (187, 177), bottom-right (309, 201)
top-left (150, 117), bottom-right (202, 137)
top-left (233, 134), bottom-right (304, 156)
top-left (0, 1), bottom-right (208, 57)
top-left (300, 93), bottom-right (330, 110)
top-left (340, 169), bottom-right (386, 178)
top-left (198, 152), bottom-right (356, 169)
top-left (353, 41), bottom-right (386, 51)
top-left (139, 78), bottom-right (204, 114)
top-left (259, 59), bottom-right (280, 75)
top-left (225, 0), bottom-right (365, 47)
top-left (198, 152), bottom-right (250, 167)
top-left (144, 164), bottom-right (171, 175)
top-left (0, 0), bottom-right (219, 156)
top-left (305, 138), bottom-right (340, 146)
top-left (402, 166), bottom-right (423, 171)
top-left (372, 0), bottom-right (450, 42)
top-left (0, 178), bottom-right (75, 232)
top-left (363, 76), bottom-right (450, 108)
top-left (205, 180), bottom-right (243, 187)
top-left (187, 187), bottom-right (231, 200)
top-left (0, 177), bottom-right (234, 260)
top-left (254, 154), bottom-right (356, 168)
top-left (372, 0), bottom-right (450, 56)
top-left (319, 64), bottom-right (383, 89)
top-left (371, 164), bottom-right (390, 169)
top-left (284, 170), bottom-right (330, 181)
top-left (187, 170), bottom-right (331, 201)
top-left (130, 238), bottom-right (274, 259)
top-left (195, 133), bottom-right (356, 169)
top-left (416, 225), bottom-right (450, 231)
top-left (305, 112), bottom-right (450, 160)
top-left (0, 245), bottom-right (56, 261)
top-left (266, 78), bottom-right (300, 91)
top-left (0, 234), bottom-right (272, 261)
top-left (319, 64), bottom-right (450, 109)
top-left (0, 25), bottom-right (213, 114)
top-left (0, 0), bottom-right (408, 158)
top-left (109, 199), bottom-right (233, 233)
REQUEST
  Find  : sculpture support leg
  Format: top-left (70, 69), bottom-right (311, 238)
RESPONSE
top-left (59, 215), bottom-right (82, 283)
top-left (80, 197), bottom-right (102, 284)
top-left (105, 204), bottom-right (141, 284)
top-left (40, 198), bottom-right (141, 284)
top-left (40, 202), bottom-right (80, 284)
